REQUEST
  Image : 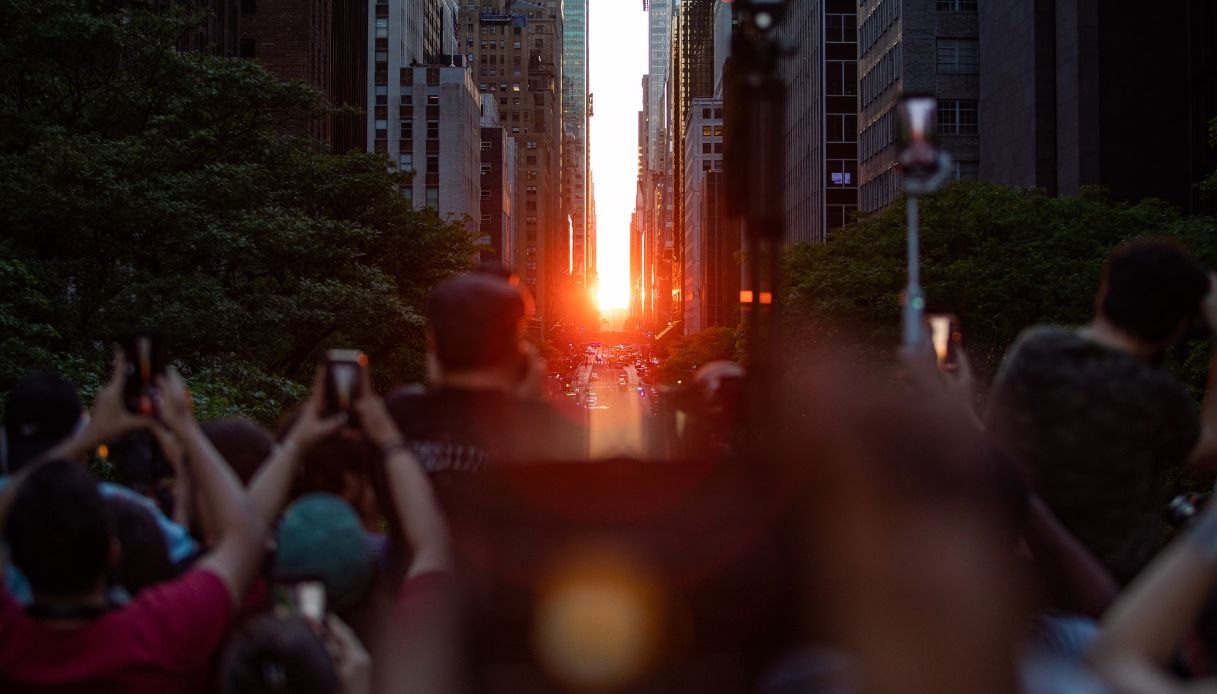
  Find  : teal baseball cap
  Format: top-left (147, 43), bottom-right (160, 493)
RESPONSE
top-left (274, 493), bottom-right (373, 613)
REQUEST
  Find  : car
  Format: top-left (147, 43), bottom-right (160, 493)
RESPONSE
top-left (618, 381), bottom-right (628, 391)
top-left (590, 372), bottom-right (600, 381)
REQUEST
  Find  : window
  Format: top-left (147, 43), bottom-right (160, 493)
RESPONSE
top-left (426, 187), bottom-right (439, 208)
top-left (399, 153), bottom-right (413, 171)
top-left (426, 120), bottom-right (439, 139)
top-left (714, 126), bottom-right (724, 136)
top-left (535, 39), bottom-right (543, 48)
top-left (375, 51), bottom-right (388, 63)
top-left (241, 0), bottom-right (256, 13)
top-left (951, 160), bottom-right (980, 180)
top-left (375, 85), bottom-right (387, 106)
top-left (481, 139), bottom-right (492, 151)
top-left (481, 163), bottom-right (492, 175)
top-left (239, 38), bottom-right (255, 59)
top-left (702, 125), bottom-right (711, 136)
top-left (937, 39), bottom-right (979, 74)
top-left (426, 154), bottom-right (438, 174)
top-left (481, 189), bottom-right (491, 199)
top-left (427, 94), bottom-right (439, 105)
top-left (402, 187), bottom-right (413, 204)
top-left (375, 18), bottom-right (388, 38)
top-left (937, 0), bottom-right (977, 10)
top-left (831, 172), bottom-right (853, 185)
top-left (526, 186), bottom-right (537, 194)
top-left (526, 141), bottom-right (537, 149)
top-left (513, 41), bottom-right (522, 49)
top-left (526, 246), bottom-right (537, 256)
top-left (400, 121), bottom-right (412, 139)
top-left (702, 142), bottom-right (711, 154)
top-left (526, 155), bottom-right (537, 165)
top-left (481, 214), bottom-right (492, 223)
top-left (937, 99), bottom-right (978, 135)
top-left (401, 92), bottom-right (412, 105)
top-left (375, 118), bottom-right (388, 130)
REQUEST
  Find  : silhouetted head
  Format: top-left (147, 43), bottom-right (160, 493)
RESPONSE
top-left (1097, 239), bottom-right (1209, 347)
top-left (5, 459), bottom-right (111, 598)
top-left (218, 614), bottom-right (339, 694)
top-left (106, 494), bottom-right (175, 595)
top-left (427, 273), bottom-right (526, 373)
top-left (203, 417), bottom-right (275, 485)
top-left (3, 374), bottom-right (84, 474)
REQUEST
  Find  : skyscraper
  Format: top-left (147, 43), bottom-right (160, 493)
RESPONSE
top-left (857, 0), bottom-right (979, 213)
top-left (562, 0), bottom-right (590, 288)
top-left (779, 0), bottom-right (858, 243)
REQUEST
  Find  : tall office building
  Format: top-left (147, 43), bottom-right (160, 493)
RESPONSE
top-left (458, 1), bottom-right (564, 330)
top-left (979, 0), bottom-right (1217, 214)
top-left (857, 0), bottom-right (979, 213)
top-left (642, 0), bottom-right (674, 330)
top-left (562, 0), bottom-right (590, 288)
top-left (779, 0), bottom-right (858, 243)
top-left (480, 95), bottom-right (518, 267)
top-left (683, 98), bottom-right (724, 334)
top-left (331, 0), bottom-right (367, 154)
top-left (391, 66), bottom-right (482, 233)
top-left (238, 0), bottom-right (335, 142)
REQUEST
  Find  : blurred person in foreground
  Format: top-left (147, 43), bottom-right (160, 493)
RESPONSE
top-left (386, 272), bottom-right (588, 479)
top-left (987, 239), bottom-right (1217, 586)
top-left (0, 360), bottom-right (266, 692)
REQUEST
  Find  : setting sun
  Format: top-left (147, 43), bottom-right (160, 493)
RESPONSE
top-left (597, 278), bottom-right (630, 311)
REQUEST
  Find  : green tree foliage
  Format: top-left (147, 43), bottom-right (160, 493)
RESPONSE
top-left (658, 326), bottom-right (744, 385)
top-left (0, 0), bottom-right (476, 422)
top-left (785, 181), bottom-right (1217, 391)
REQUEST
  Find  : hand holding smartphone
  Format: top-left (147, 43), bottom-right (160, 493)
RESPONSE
top-left (121, 329), bottom-right (166, 416)
top-left (324, 349), bottom-right (367, 427)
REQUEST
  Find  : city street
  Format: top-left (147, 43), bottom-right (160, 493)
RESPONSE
top-left (574, 349), bottom-right (648, 459)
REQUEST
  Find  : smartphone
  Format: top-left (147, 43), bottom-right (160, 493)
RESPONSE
top-left (122, 329), bottom-right (166, 415)
top-left (275, 579), bottom-right (327, 622)
top-left (927, 314), bottom-right (961, 371)
top-left (324, 349), bottom-right (366, 424)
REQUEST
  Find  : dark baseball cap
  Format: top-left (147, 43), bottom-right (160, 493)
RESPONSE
top-left (427, 273), bottom-right (526, 370)
top-left (3, 374), bottom-right (85, 474)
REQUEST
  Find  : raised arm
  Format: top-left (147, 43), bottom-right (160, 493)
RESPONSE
top-left (1088, 503), bottom-right (1217, 692)
top-left (1188, 275), bottom-right (1217, 476)
top-left (353, 366), bottom-right (451, 580)
top-left (247, 368), bottom-right (345, 524)
top-left (155, 370), bottom-right (266, 607)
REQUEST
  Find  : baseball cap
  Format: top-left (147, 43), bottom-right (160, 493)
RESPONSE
top-left (274, 494), bottom-right (373, 613)
top-left (3, 374), bottom-right (84, 474)
top-left (427, 273), bottom-right (526, 370)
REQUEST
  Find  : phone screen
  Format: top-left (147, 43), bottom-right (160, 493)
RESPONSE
top-left (927, 314), bottom-right (960, 370)
top-left (274, 580), bottom-right (327, 622)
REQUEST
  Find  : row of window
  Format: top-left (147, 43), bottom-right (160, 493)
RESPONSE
top-left (937, 0), bottom-right (978, 11)
top-left (859, 107), bottom-right (895, 163)
top-left (860, 42), bottom-right (900, 108)
top-left (859, 0), bottom-right (899, 56)
top-left (480, 68), bottom-right (522, 78)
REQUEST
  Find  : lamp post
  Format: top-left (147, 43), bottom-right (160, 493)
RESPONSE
top-left (895, 94), bottom-right (952, 348)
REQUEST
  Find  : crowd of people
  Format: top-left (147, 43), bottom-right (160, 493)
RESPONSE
top-left (4, 242), bottom-right (1217, 692)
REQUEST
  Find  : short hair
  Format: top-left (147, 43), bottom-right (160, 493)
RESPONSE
top-left (1100, 239), bottom-right (1210, 343)
top-left (427, 273), bottom-right (525, 371)
top-left (106, 495), bottom-right (175, 596)
top-left (202, 418), bottom-right (275, 485)
top-left (5, 460), bottom-right (110, 596)
top-left (218, 614), bottom-right (340, 694)
top-left (3, 374), bottom-right (83, 474)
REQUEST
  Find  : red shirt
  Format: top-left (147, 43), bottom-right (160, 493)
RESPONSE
top-left (0, 568), bottom-right (232, 693)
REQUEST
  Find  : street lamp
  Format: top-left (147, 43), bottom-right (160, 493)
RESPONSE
top-left (895, 94), bottom-right (952, 348)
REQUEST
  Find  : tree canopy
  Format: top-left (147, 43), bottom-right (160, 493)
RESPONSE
top-left (0, 0), bottom-right (476, 423)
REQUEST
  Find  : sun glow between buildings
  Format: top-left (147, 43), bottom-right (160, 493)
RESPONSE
top-left (589, 3), bottom-right (648, 318)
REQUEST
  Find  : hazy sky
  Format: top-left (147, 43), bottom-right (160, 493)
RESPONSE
top-left (589, 1), bottom-right (648, 310)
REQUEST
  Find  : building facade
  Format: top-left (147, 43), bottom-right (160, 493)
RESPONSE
top-left (682, 98), bottom-right (724, 334)
top-left (457, 0), bottom-right (564, 329)
top-left (561, 0), bottom-right (590, 287)
top-left (857, 0), bottom-right (980, 213)
top-left (480, 95), bottom-right (517, 268)
top-left (238, 0), bottom-right (334, 142)
top-left (979, 0), bottom-right (1217, 214)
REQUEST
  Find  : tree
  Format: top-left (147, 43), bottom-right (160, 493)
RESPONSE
top-left (784, 181), bottom-right (1217, 391)
top-left (658, 327), bottom-right (744, 385)
top-left (0, 0), bottom-right (476, 423)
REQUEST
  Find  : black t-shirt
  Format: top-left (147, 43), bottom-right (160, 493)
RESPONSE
top-left (986, 326), bottom-right (1200, 584)
top-left (384, 386), bottom-right (589, 476)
